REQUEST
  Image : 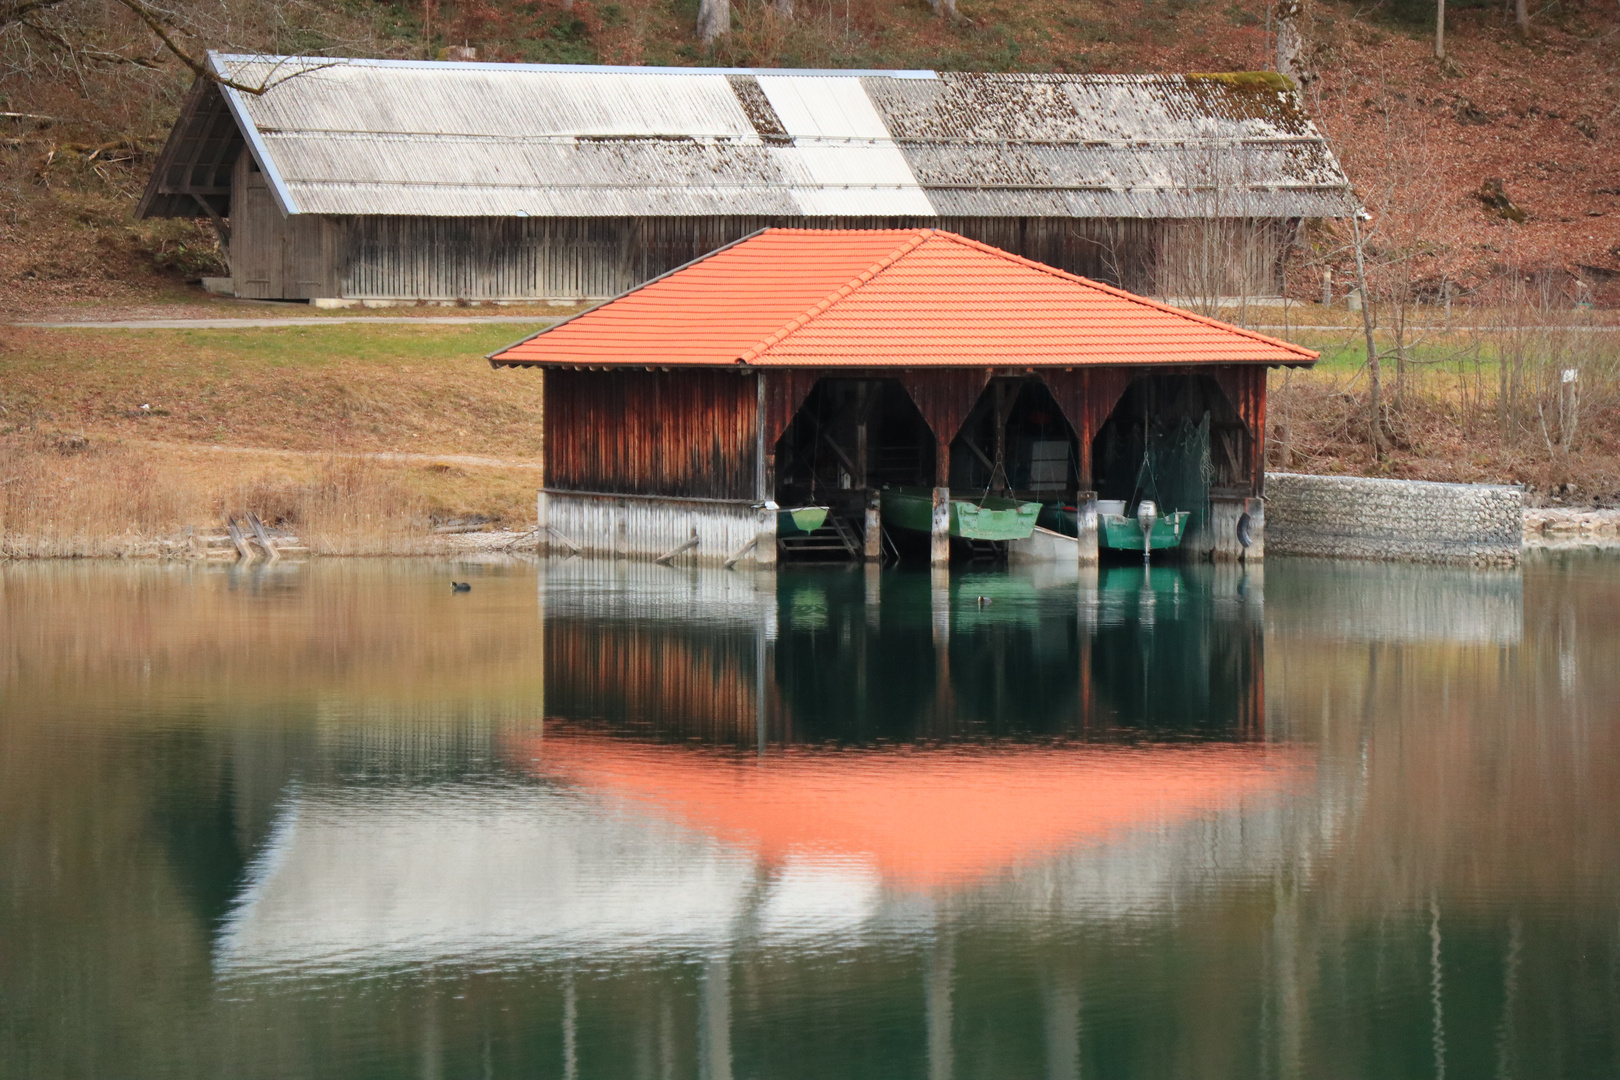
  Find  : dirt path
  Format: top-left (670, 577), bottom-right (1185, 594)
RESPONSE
top-left (129, 438), bottom-right (542, 470)
top-left (16, 315), bottom-right (564, 330)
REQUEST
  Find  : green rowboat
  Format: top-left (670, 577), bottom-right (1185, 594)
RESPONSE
top-left (776, 506), bottom-right (830, 537)
top-left (1099, 510), bottom-right (1189, 551)
top-left (880, 488), bottom-right (1041, 542)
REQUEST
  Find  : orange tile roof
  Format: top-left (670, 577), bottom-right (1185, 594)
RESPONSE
top-left (488, 228), bottom-right (1318, 369)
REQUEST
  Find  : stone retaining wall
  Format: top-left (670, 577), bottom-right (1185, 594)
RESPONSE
top-left (1264, 473), bottom-right (1522, 566)
top-left (1523, 508), bottom-right (1620, 547)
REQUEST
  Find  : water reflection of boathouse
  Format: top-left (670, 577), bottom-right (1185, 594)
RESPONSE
top-left (541, 561), bottom-right (1265, 745)
top-left (491, 229), bottom-right (1317, 568)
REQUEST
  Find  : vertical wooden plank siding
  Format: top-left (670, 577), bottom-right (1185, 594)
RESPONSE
top-left (226, 212), bottom-right (1291, 302)
top-left (764, 370), bottom-right (824, 451)
top-left (546, 368), bottom-right (760, 501)
top-left (1209, 365), bottom-right (1268, 494)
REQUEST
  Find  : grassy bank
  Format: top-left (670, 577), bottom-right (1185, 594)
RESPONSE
top-left (0, 322), bottom-right (548, 556)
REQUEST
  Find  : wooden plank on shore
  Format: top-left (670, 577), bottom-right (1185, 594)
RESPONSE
top-left (246, 513), bottom-right (279, 561)
top-left (225, 518), bottom-right (254, 561)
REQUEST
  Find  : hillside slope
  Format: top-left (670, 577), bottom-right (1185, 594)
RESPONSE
top-left (1, 0), bottom-right (1614, 315)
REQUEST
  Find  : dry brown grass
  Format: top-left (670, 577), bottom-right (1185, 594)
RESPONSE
top-left (0, 434), bottom-right (538, 558)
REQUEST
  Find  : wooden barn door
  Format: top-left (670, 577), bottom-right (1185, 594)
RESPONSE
top-left (231, 149), bottom-right (284, 299)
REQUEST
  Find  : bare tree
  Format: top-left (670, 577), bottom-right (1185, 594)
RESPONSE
top-left (1275, 0), bottom-right (1311, 86)
top-left (2, 0), bottom-right (334, 95)
top-left (1435, 0), bottom-right (1446, 60)
top-left (697, 0), bottom-right (728, 41)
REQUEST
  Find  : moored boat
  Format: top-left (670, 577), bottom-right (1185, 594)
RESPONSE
top-left (776, 506), bottom-right (830, 537)
top-left (1099, 509), bottom-right (1189, 551)
top-left (881, 487), bottom-right (1041, 541)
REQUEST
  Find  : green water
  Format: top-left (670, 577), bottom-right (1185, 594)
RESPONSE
top-left (2, 553), bottom-right (1617, 1079)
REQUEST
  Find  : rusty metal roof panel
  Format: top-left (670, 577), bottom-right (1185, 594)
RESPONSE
top-left (198, 55), bottom-right (1353, 220)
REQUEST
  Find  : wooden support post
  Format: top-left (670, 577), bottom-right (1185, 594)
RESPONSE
top-left (655, 530), bottom-right (701, 565)
top-left (755, 505), bottom-right (778, 568)
top-left (992, 379), bottom-right (1008, 494)
top-left (864, 489), bottom-right (882, 562)
top-left (931, 440), bottom-right (950, 567)
top-left (1074, 491), bottom-right (1099, 566)
top-left (723, 536), bottom-right (758, 570)
top-left (536, 490), bottom-right (551, 556)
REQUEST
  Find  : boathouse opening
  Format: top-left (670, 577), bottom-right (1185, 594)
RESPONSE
top-left (952, 377), bottom-right (1081, 502)
top-left (1090, 374), bottom-right (1256, 551)
top-left (775, 378), bottom-right (934, 506)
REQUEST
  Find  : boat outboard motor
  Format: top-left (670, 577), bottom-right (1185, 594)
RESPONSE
top-left (1136, 500), bottom-right (1158, 564)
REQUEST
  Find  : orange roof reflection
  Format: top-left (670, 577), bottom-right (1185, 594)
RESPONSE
top-left (511, 732), bottom-right (1310, 890)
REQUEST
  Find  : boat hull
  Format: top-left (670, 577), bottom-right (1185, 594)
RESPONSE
top-left (881, 489), bottom-right (1041, 541)
top-left (1099, 510), bottom-right (1189, 551)
top-left (776, 506), bottom-right (829, 537)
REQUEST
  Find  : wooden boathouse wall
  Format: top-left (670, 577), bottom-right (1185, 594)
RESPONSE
top-left (544, 364), bottom-right (1269, 504)
top-left (546, 369), bottom-right (761, 501)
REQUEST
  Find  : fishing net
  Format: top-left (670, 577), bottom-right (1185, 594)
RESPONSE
top-left (1131, 412), bottom-right (1213, 535)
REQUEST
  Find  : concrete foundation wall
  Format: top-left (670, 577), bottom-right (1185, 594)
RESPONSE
top-left (1265, 473), bottom-right (1522, 566)
top-left (539, 491), bottom-right (774, 568)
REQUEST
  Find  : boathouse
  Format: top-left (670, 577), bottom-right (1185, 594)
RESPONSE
top-left (136, 55), bottom-right (1354, 304)
top-left (489, 228), bottom-right (1317, 566)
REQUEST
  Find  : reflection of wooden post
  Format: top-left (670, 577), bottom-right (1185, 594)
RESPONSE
top-left (562, 973), bottom-right (578, 1080)
top-left (864, 489), bottom-right (882, 562)
top-left (927, 932), bottom-right (954, 1080)
top-left (1044, 977), bottom-right (1081, 1080)
top-left (931, 440), bottom-right (951, 567)
top-left (700, 955), bottom-right (733, 1080)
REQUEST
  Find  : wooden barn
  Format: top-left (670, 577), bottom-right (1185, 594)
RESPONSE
top-left (488, 228), bottom-right (1318, 567)
top-left (136, 54), bottom-right (1354, 304)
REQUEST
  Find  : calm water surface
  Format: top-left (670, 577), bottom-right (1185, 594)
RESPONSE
top-left (2, 553), bottom-right (1617, 1079)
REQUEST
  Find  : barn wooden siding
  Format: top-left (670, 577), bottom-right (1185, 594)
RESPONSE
top-left (230, 195), bottom-right (1290, 301)
top-left (545, 368), bottom-right (760, 501)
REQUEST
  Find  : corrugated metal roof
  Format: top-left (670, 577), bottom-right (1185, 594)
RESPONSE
top-left (487, 228), bottom-right (1320, 369)
top-left (200, 54), bottom-right (1354, 220)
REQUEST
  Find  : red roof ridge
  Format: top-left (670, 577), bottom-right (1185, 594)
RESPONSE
top-left (926, 230), bottom-right (1319, 362)
top-left (737, 228), bottom-right (936, 364)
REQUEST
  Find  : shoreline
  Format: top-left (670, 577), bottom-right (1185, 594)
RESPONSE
top-left (5, 513), bottom-right (1618, 561)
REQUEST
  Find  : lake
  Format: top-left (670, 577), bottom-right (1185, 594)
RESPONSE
top-left (2, 553), bottom-right (1616, 1079)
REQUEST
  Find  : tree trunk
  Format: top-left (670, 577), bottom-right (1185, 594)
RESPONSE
top-left (697, 0), bottom-right (729, 41)
top-left (1275, 0), bottom-right (1310, 85)
top-left (1514, 0), bottom-right (1528, 34)
top-left (1435, 0), bottom-right (1446, 59)
top-left (1351, 215), bottom-right (1384, 460)
top-left (773, 0), bottom-right (793, 17)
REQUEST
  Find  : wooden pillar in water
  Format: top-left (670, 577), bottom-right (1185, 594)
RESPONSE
top-left (931, 439), bottom-right (950, 567)
top-left (864, 489), bottom-right (882, 562)
top-left (754, 371), bottom-right (777, 567)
